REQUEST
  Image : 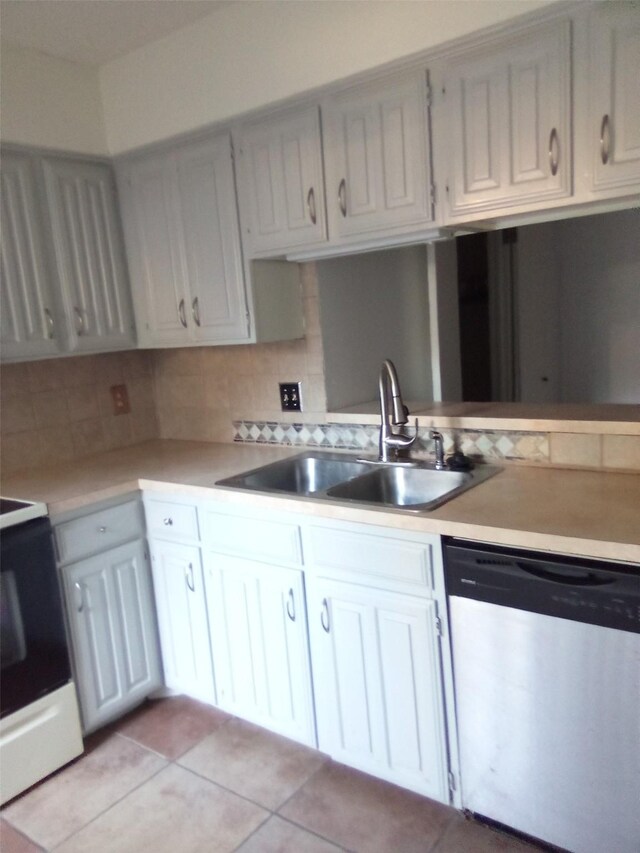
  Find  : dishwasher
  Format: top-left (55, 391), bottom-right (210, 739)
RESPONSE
top-left (444, 539), bottom-right (640, 853)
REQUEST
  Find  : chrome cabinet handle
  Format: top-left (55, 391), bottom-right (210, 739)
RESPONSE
top-left (178, 299), bottom-right (187, 328)
top-left (163, 517), bottom-right (173, 526)
top-left (600, 114), bottom-right (611, 165)
top-left (74, 581), bottom-right (85, 613)
top-left (338, 179), bottom-right (347, 217)
top-left (192, 296), bottom-right (201, 327)
top-left (549, 128), bottom-right (559, 177)
top-left (44, 307), bottom-right (55, 339)
top-left (73, 306), bottom-right (85, 335)
top-left (306, 187), bottom-right (317, 225)
top-left (321, 598), bottom-right (330, 633)
top-left (185, 563), bottom-right (195, 592)
top-left (286, 588), bottom-right (296, 622)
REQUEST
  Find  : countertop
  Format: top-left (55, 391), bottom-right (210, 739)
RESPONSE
top-left (2, 439), bottom-right (639, 563)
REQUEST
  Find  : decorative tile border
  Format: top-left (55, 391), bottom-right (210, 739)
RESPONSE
top-left (232, 421), bottom-right (550, 463)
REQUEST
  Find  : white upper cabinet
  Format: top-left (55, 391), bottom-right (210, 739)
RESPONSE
top-left (588, 3), bottom-right (640, 196)
top-left (42, 157), bottom-right (136, 353)
top-left (321, 68), bottom-right (435, 242)
top-left (1, 151), bottom-right (59, 360)
top-left (442, 20), bottom-right (572, 220)
top-left (236, 106), bottom-right (327, 256)
top-left (118, 132), bottom-right (248, 347)
top-left (1, 148), bottom-right (136, 362)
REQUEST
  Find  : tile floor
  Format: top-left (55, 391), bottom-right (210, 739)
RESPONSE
top-left (1, 697), bottom-right (546, 853)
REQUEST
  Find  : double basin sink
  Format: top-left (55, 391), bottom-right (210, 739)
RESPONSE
top-left (217, 451), bottom-right (500, 514)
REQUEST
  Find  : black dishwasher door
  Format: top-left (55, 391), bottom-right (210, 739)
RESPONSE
top-left (444, 538), bottom-right (639, 634)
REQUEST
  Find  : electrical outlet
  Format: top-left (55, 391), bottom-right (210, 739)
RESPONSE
top-left (279, 382), bottom-right (302, 412)
top-left (110, 384), bottom-right (130, 415)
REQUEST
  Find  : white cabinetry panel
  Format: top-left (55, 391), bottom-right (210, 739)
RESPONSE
top-left (119, 132), bottom-right (248, 347)
top-left (322, 69), bottom-right (434, 241)
top-left (62, 539), bottom-right (161, 733)
top-left (42, 157), bottom-right (135, 352)
top-left (0, 151), bottom-right (58, 360)
top-left (203, 552), bottom-right (315, 745)
top-left (149, 539), bottom-right (215, 703)
top-left (444, 20), bottom-right (572, 218)
top-left (307, 575), bottom-right (449, 801)
top-left (237, 106), bottom-right (326, 255)
top-left (589, 3), bottom-right (640, 195)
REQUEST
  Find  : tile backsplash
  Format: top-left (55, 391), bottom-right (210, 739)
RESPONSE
top-left (1, 259), bottom-right (638, 476)
top-left (0, 351), bottom-right (158, 477)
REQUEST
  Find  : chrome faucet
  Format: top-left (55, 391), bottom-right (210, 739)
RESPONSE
top-left (378, 359), bottom-right (417, 463)
top-left (430, 429), bottom-right (446, 470)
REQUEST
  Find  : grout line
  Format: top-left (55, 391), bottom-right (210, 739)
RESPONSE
top-left (276, 814), bottom-right (351, 851)
top-left (0, 818), bottom-right (47, 853)
top-left (49, 761), bottom-right (168, 851)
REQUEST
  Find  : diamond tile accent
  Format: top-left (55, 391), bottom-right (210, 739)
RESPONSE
top-left (232, 421), bottom-right (550, 463)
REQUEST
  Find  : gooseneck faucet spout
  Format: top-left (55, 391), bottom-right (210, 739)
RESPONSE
top-left (378, 359), bottom-right (418, 463)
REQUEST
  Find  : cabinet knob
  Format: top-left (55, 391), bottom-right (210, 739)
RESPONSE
top-left (163, 517), bottom-right (173, 526)
top-left (548, 128), bottom-right (559, 177)
top-left (44, 307), bottom-right (55, 339)
top-left (306, 187), bottom-right (317, 225)
top-left (98, 525), bottom-right (107, 533)
top-left (192, 296), bottom-right (201, 327)
top-left (338, 178), bottom-right (347, 217)
top-left (73, 306), bottom-right (85, 336)
top-left (286, 588), bottom-right (296, 622)
top-left (321, 597), bottom-right (330, 633)
top-left (178, 299), bottom-right (188, 329)
top-left (600, 114), bottom-right (611, 165)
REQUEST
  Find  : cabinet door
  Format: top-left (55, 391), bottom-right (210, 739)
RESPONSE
top-left (307, 576), bottom-right (449, 802)
top-left (238, 106), bottom-right (326, 254)
top-left (445, 21), bottom-right (571, 217)
top-left (0, 151), bottom-right (60, 360)
top-left (589, 4), bottom-right (640, 194)
top-left (42, 157), bottom-right (136, 352)
top-left (63, 540), bottom-right (162, 733)
top-left (118, 152), bottom-right (191, 346)
top-left (176, 134), bottom-right (249, 343)
top-left (323, 69), bottom-right (434, 240)
top-left (149, 539), bottom-right (215, 703)
top-left (203, 553), bottom-right (315, 746)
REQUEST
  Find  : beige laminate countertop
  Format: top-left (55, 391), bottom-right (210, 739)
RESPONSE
top-left (2, 439), bottom-right (639, 563)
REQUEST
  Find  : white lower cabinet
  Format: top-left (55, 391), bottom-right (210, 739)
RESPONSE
top-left (306, 576), bottom-right (448, 800)
top-left (148, 539), bottom-right (216, 704)
top-left (202, 552), bottom-right (315, 746)
top-left (61, 538), bottom-right (162, 734)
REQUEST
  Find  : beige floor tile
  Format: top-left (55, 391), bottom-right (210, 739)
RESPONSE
top-left (54, 763), bottom-right (268, 853)
top-left (279, 762), bottom-right (455, 853)
top-left (0, 819), bottom-right (44, 853)
top-left (435, 816), bottom-right (544, 852)
top-left (236, 815), bottom-right (344, 853)
top-left (178, 718), bottom-right (327, 809)
top-left (1, 735), bottom-right (165, 849)
top-left (115, 696), bottom-right (230, 759)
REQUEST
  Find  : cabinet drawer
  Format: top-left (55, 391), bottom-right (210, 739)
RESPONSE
top-left (200, 507), bottom-right (302, 567)
top-left (303, 524), bottom-right (434, 592)
top-left (145, 498), bottom-right (200, 542)
top-left (55, 500), bottom-right (143, 565)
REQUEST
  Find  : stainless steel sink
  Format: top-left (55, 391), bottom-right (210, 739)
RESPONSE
top-left (216, 452), bottom-right (371, 495)
top-left (325, 464), bottom-right (499, 512)
top-left (216, 451), bottom-right (501, 513)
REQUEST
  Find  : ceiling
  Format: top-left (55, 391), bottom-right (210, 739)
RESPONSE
top-left (0, 0), bottom-right (229, 66)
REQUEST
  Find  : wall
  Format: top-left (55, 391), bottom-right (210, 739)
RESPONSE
top-left (152, 264), bottom-right (327, 441)
top-left (0, 351), bottom-right (158, 477)
top-left (558, 209), bottom-right (640, 404)
top-left (98, 0), bottom-right (551, 154)
top-left (0, 43), bottom-right (108, 155)
top-left (317, 247), bottom-right (433, 409)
